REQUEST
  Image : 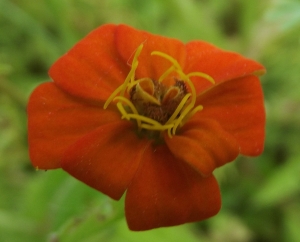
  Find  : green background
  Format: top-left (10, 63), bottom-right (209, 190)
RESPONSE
top-left (1, 0), bottom-right (300, 241)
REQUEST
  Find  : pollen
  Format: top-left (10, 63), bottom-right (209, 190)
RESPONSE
top-left (104, 44), bottom-right (215, 138)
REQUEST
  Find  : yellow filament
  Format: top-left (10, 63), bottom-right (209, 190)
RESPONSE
top-left (114, 96), bottom-right (141, 127)
top-left (157, 65), bottom-right (176, 83)
top-left (126, 78), bottom-right (152, 94)
top-left (141, 123), bottom-right (174, 131)
top-left (103, 44), bottom-right (215, 138)
top-left (120, 59), bottom-right (138, 96)
top-left (172, 106), bottom-right (192, 135)
top-left (103, 84), bottom-right (124, 109)
top-left (183, 77), bottom-right (196, 105)
top-left (104, 44), bottom-right (143, 109)
top-left (116, 102), bottom-right (130, 120)
top-left (151, 51), bottom-right (182, 70)
top-left (187, 72), bottom-right (215, 84)
top-left (126, 113), bottom-right (162, 127)
top-left (114, 97), bottom-right (139, 116)
top-left (135, 80), bottom-right (161, 105)
top-left (180, 105), bottom-right (203, 127)
top-left (166, 93), bottom-right (191, 124)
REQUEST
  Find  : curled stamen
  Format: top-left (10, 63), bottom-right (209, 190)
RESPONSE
top-left (127, 78), bottom-right (153, 94)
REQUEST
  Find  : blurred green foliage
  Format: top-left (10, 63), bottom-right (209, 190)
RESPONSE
top-left (1, 0), bottom-right (300, 241)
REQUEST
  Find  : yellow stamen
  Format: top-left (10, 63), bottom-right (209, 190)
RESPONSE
top-left (104, 84), bottom-right (124, 109)
top-left (141, 123), bottom-right (174, 131)
top-left (126, 113), bottom-right (162, 126)
top-left (114, 96), bottom-right (139, 115)
top-left (135, 79), bottom-right (161, 105)
top-left (120, 44), bottom-right (144, 96)
top-left (104, 44), bottom-right (144, 109)
top-left (126, 78), bottom-right (152, 94)
top-left (187, 72), bottom-right (215, 84)
top-left (116, 102), bottom-right (130, 120)
top-left (151, 51), bottom-right (182, 70)
top-left (157, 65), bottom-right (176, 83)
top-left (103, 43), bottom-right (215, 138)
top-left (183, 105), bottom-right (204, 124)
top-left (114, 96), bottom-right (142, 128)
top-left (166, 93), bottom-right (191, 125)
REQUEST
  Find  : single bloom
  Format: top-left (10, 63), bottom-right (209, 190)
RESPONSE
top-left (27, 24), bottom-right (266, 231)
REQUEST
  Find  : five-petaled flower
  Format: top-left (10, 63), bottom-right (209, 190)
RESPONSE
top-left (27, 24), bottom-right (266, 231)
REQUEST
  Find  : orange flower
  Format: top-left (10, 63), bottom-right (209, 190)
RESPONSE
top-left (27, 24), bottom-right (266, 231)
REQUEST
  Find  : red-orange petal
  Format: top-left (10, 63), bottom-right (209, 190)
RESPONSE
top-left (185, 41), bottom-right (266, 94)
top-left (27, 82), bottom-right (120, 169)
top-left (61, 122), bottom-right (151, 200)
top-left (195, 75), bottom-right (265, 156)
top-left (49, 24), bottom-right (129, 102)
top-left (165, 119), bottom-right (240, 176)
top-left (125, 144), bottom-right (221, 231)
top-left (115, 24), bottom-right (186, 82)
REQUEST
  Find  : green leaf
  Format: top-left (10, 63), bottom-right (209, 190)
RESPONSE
top-left (283, 204), bottom-right (300, 242)
top-left (111, 219), bottom-right (204, 242)
top-left (251, 157), bottom-right (300, 208)
top-left (265, 1), bottom-right (300, 31)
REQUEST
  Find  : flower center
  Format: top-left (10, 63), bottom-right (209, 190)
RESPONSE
top-left (130, 78), bottom-right (188, 124)
top-left (104, 44), bottom-right (215, 138)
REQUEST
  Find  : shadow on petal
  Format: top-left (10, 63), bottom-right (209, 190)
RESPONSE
top-left (115, 24), bottom-right (186, 81)
top-left (195, 75), bottom-right (265, 156)
top-left (62, 122), bottom-right (151, 200)
top-left (49, 24), bottom-right (129, 102)
top-left (27, 82), bottom-right (120, 169)
top-left (165, 119), bottom-right (240, 176)
top-left (125, 144), bottom-right (221, 231)
top-left (185, 41), bottom-right (265, 94)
